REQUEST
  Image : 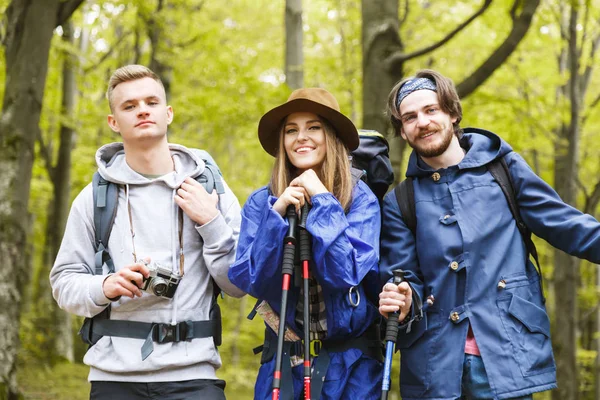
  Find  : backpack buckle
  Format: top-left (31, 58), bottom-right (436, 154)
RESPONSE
top-left (310, 339), bottom-right (322, 357)
top-left (154, 321), bottom-right (190, 343)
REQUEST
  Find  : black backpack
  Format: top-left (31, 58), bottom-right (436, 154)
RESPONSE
top-left (350, 129), bottom-right (394, 202)
top-left (394, 154), bottom-right (543, 293)
top-left (79, 151), bottom-right (226, 360)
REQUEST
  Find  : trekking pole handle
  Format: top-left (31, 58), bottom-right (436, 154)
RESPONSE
top-left (282, 206), bottom-right (297, 276)
top-left (285, 205), bottom-right (298, 243)
top-left (381, 269), bottom-right (406, 400)
top-left (298, 203), bottom-right (311, 262)
top-left (384, 269), bottom-right (406, 342)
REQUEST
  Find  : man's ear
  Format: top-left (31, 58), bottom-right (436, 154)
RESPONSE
top-left (107, 114), bottom-right (120, 133)
top-left (166, 105), bottom-right (174, 125)
top-left (400, 127), bottom-right (407, 141)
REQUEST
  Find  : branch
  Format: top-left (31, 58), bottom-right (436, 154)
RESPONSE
top-left (558, 2), bottom-right (569, 41)
top-left (0, 16), bottom-right (6, 46)
top-left (399, 0), bottom-right (409, 28)
top-left (174, 34), bottom-right (203, 48)
top-left (83, 31), bottom-right (133, 73)
top-left (364, 21), bottom-right (402, 66)
top-left (578, 0), bottom-right (591, 63)
top-left (56, 0), bottom-right (85, 27)
top-left (579, 18), bottom-right (600, 101)
top-left (37, 131), bottom-right (56, 182)
top-left (456, 0), bottom-right (541, 98)
top-left (584, 178), bottom-right (600, 214)
top-left (590, 92), bottom-right (600, 109)
top-left (385, 0), bottom-right (492, 70)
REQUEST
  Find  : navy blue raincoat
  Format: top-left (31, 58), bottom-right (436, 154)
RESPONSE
top-left (380, 129), bottom-right (600, 400)
top-left (229, 180), bottom-right (383, 400)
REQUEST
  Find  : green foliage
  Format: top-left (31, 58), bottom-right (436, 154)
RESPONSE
top-left (17, 360), bottom-right (88, 400)
top-left (4, 0), bottom-right (600, 398)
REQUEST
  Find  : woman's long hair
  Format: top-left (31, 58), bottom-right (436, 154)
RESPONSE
top-left (269, 117), bottom-right (354, 211)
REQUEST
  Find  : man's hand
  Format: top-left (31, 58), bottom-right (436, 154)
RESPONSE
top-left (102, 260), bottom-right (150, 299)
top-left (379, 281), bottom-right (412, 321)
top-left (175, 177), bottom-right (219, 225)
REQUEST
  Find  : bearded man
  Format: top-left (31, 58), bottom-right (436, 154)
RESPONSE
top-left (377, 69), bottom-right (600, 400)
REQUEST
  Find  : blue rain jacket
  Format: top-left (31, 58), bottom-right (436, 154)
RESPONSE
top-left (229, 180), bottom-right (383, 400)
top-left (380, 129), bottom-right (600, 400)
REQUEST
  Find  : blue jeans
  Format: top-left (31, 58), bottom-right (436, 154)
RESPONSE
top-left (460, 354), bottom-right (533, 400)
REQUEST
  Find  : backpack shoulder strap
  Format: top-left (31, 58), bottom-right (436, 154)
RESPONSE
top-left (488, 157), bottom-right (542, 278)
top-left (195, 150), bottom-right (225, 195)
top-left (350, 167), bottom-right (366, 187)
top-left (394, 178), bottom-right (416, 235)
top-left (92, 171), bottom-right (119, 275)
top-left (193, 152), bottom-right (225, 301)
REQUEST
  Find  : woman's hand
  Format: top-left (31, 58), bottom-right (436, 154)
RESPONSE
top-left (273, 186), bottom-right (308, 216)
top-left (289, 169), bottom-right (328, 201)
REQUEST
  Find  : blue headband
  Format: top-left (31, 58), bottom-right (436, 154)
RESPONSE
top-left (396, 77), bottom-right (437, 108)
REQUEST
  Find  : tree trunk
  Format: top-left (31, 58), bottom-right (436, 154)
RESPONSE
top-left (52, 20), bottom-right (77, 363)
top-left (147, 0), bottom-right (174, 101)
top-left (26, 10), bottom-right (80, 369)
top-left (552, 5), bottom-right (582, 400)
top-left (361, 0), bottom-right (401, 137)
top-left (0, 0), bottom-right (84, 396)
top-left (361, 0), bottom-right (404, 182)
top-left (285, 0), bottom-right (304, 89)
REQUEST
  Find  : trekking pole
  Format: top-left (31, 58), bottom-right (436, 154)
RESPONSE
top-left (381, 269), bottom-right (406, 400)
top-left (298, 203), bottom-right (312, 400)
top-left (272, 205), bottom-right (298, 400)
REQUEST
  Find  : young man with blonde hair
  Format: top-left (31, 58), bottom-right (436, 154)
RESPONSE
top-left (50, 65), bottom-right (243, 399)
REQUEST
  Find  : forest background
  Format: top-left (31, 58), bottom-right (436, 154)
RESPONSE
top-left (0, 0), bottom-right (599, 399)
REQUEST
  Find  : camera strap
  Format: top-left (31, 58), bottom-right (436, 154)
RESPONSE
top-left (125, 184), bottom-right (185, 276)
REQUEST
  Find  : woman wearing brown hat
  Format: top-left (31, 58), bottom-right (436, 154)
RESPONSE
top-left (229, 88), bottom-right (383, 399)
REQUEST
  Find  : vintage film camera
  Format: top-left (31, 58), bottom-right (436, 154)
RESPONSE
top-left (139, 260), bottom-right (181, 298)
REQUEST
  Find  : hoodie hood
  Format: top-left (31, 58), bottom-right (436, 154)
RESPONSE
top-left (405, 128), bottom-right (513, 178)
top-left (95, 142), bottom-right (207, 188)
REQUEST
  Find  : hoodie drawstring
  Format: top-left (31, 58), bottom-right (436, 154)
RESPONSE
top-left (124, 184), bottom-right (138, 262)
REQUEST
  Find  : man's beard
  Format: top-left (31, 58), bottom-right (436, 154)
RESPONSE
top-left (407, 123), bottom-right (454, 158)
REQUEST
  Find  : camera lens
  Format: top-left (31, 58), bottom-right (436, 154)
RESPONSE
top-left (150, 278), bottom-right (168, 296)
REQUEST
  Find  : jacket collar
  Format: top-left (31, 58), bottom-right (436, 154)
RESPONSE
top-left (405, 128), bottom-right (513, 178)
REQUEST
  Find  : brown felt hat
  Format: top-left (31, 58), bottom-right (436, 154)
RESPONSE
top-left (258, 88), bottom-right (359, 157)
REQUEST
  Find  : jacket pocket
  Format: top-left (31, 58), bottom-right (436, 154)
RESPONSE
top-left (396, 308), bottom-right (428, 350)
top-left (497, 293), bottom-right (555, 377)
top-left (322, 350), bottom-right (383, 398)
top-left (399, 309), bottom-right (442, 397)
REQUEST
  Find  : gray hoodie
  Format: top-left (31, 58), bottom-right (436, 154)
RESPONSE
top-left (50, 142), bottom-right (243, 382)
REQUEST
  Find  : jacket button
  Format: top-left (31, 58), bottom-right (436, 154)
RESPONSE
top-left (497, 280), bottom-right (506, 289)
top-left (426, 295), bottom-right (435, 306)
top-left (450, 261), bottom-right (459, 271)
top-left (450, 312), bottom-right (460, 322)
top-left (432, 172), bottom-right (441, 182)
